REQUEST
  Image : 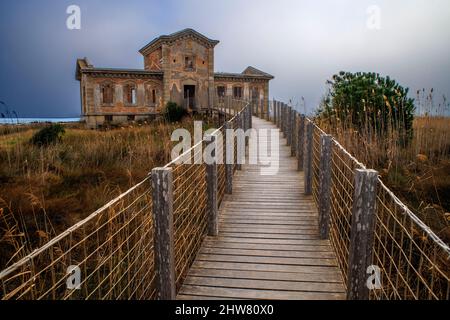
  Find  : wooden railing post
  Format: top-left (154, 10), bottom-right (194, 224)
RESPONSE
top-left (248, 105), bottom-right (252, 129)
top-left (273, 99), bottom-right (277, 124)
top-left (291, 109), bottom-right (296, 156)
top-left (297, 114), bottom-right (305, 171)
top-left (225, 121), bottom-right (233, 194)
top-left (281, 103), bottom-right (286, 137)
top-left (237, 113), bottom-right (242, 171)
top-left (277, 101), bottom-right (281, 129)
top-left (347, 169), bottom-right (378, 300)
top-left (278, 102), bottom-right (283, 133)
top-left (287, 106), bottom-right (292, 146)
top-left (318, 134), bottom-right (332, 239)
top-left (304, 121), bottom-right (313, 195)
top-left (151, 167), bottom-right (176, 300)
top-left (205, 134), bottom-right (218, 236)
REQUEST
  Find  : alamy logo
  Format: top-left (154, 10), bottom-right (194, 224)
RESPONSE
top-left (366, 265), bottom-right (382, 290)
top-left (66, 265), bottom-right (81, 290)
top-left (366, 5), bottom-right (381, 30)
top-left (66, 5), bottom-right (81, 30)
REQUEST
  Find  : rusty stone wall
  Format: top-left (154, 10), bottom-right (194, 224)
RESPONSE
top-left (144, 48), bottom-right (162, 71)
top-left (213, 78), bottom-right (269, 114)
top-left (157, 38), bottom-right (213, 110)
top-left (80, 74), bottom-right (163, 127)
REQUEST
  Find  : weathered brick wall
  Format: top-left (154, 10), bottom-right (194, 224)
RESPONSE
top-left (80, 74), bottom-right (163, 127)
top-left (160, 38), bottom-right (213, 110)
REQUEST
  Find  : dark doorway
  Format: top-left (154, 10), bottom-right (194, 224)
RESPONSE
top-left (184, 85), bottom-right (196, 110)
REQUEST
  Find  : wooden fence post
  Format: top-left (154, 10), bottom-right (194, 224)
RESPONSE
top-left (319, 134), bottom-right (332, 239)
top-left (280, 103), bottom-right (283, 134)
top-left (273, 99), bottom-right (277, 124)
top-left (225, 121), bottom-right (233, 194)
top-left (278, 102), bottom-right (281, 129)
top-left (297, 114), bottom-right (305, 171)
top-left (206, 134), bottom-right (218, 236)
top-left (286, 106), bottom-right (292, 146)
top-left (347, 169), bottom-right (378, 300)
top-left (151, 167), bottom-right (176, 300)
top-left (291, 109), bottom-right (296, 156)
top-left (248, 105), bottom-right (252, 129)
top-left (304, 121), bottom-right (313, 195)
top-left (237, 113), bottom-right (242, 171)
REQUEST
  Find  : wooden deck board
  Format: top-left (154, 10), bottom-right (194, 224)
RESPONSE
top-left (177, 117), bottom-right (345, 300)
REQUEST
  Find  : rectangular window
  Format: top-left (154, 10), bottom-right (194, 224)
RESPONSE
top-left (102, 84), bottom-right (113, 105)
top-left (184, 55), bottom-right (195, 70)
top-left (105, 115), bottom-right (113, 122)
top-left (124, 84), bottom-right (137, 105)
top-left (152, 89), bottom-right (156, 104)
top-left (217, 86), bottom-right (226, 97)
top-left (131, 88), bottom-right (137, 105)
top-left (233, 86), bottom-right (242, 99)
top-left (127, 115), bottom-right (135, 121)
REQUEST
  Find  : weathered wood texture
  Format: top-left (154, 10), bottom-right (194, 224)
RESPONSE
top-left (304, 121), bottom-right (313, 195)
top-left (152, 167), bottom-right (176, 300)
top-left (224, 122), bottom-right (233, 194)
top-left (206, 134), bottom-right (219, 236)
top-left (347, 169), bottom-right (378, 300)
top-left (318, 134), bottom-right (332, 239)
top-left (297, 114), bottom-right (305, 171)
top-left (177, 117), bottom-right (346, 300)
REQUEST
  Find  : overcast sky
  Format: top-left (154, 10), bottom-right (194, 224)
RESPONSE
top-left (0, 0), bottom-right (449, 117)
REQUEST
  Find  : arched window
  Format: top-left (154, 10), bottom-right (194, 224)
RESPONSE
top-left (101, 82), bottom-right (114, 105)
top-left (233, 86), bottom-right (243, 99)
top-left (124, 83), bottom-right (137, 105)
top-left (145, 84), bottom-right (159, 106)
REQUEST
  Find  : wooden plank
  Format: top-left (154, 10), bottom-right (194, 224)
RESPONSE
top-left (219, 219), bottom-right (318, 226)
top-left (179, 285), bottom-right (345, 300)
top-left (196, 253), bottom-right (338, 267)
top-left (192, 261), bottom-right (338, 274)
top-left (201, 240), bottom-right (334, 252)
top-left (187, 267), bottom-right (343, 283)
top-left (218, 232), bottom-right (318, 240)
top-left (200, 247), bottom-right (335, 259)
top-left (219, 227), bottom-right (318, 234)
top-left (184, 276), bottom-right (345, 293)
top-left (209, 236), bottom-right (330, 246)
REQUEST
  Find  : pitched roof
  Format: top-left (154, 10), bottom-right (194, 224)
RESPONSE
top-left (242, 66), bottom-right (274, 78)
top-left (214, 66), bottom-right (274, 80)
top-left (139, 28), bottom-right (220, 55)
top-left (75, 58), bottom-right (93, 80)
top-left (75, 58), bottom-right (163, 80)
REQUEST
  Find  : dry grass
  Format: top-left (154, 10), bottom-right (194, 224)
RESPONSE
top-left (0, 116), bottom-right (217, 270)
top-left (316, 114), bottom-right (450, 244)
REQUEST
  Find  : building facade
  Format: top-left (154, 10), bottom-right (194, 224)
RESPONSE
top-left (76, 29), bottom-right (274, 127)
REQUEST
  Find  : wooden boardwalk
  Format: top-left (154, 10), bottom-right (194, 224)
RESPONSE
top-left (177, 117), bottom-right (346, 300)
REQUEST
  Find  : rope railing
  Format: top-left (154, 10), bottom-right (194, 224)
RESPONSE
top-left (0, 177), bottom-right (156, 300)
top-left (0, 99), bottom-right (250, 300)
top-left (272, 99), bottom-right (450, 300)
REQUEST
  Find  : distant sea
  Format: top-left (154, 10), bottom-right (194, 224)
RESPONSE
top-left (0, 118), bottom-right (81, 125)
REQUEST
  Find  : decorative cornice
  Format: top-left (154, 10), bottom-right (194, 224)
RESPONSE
top-left (214, 73), bottom-right (273, 81)
top-left (81, 68), bottom-right (164, 79)
top-left (139, 28), bottom-right (220, 56)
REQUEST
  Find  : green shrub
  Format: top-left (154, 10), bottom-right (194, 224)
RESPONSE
top-left (318, 71), bottom-right (415, 145)
top-left (164, 102), bottom-right (187, 122)
top-left (30, 123), bottom-right (66, 146)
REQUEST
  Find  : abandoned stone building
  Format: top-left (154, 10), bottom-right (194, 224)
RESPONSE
top-left (76, 28), bottom-right (274, 127)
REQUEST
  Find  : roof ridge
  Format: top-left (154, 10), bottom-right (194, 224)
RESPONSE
top-left (139, 28), bottom-right (219, 55)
